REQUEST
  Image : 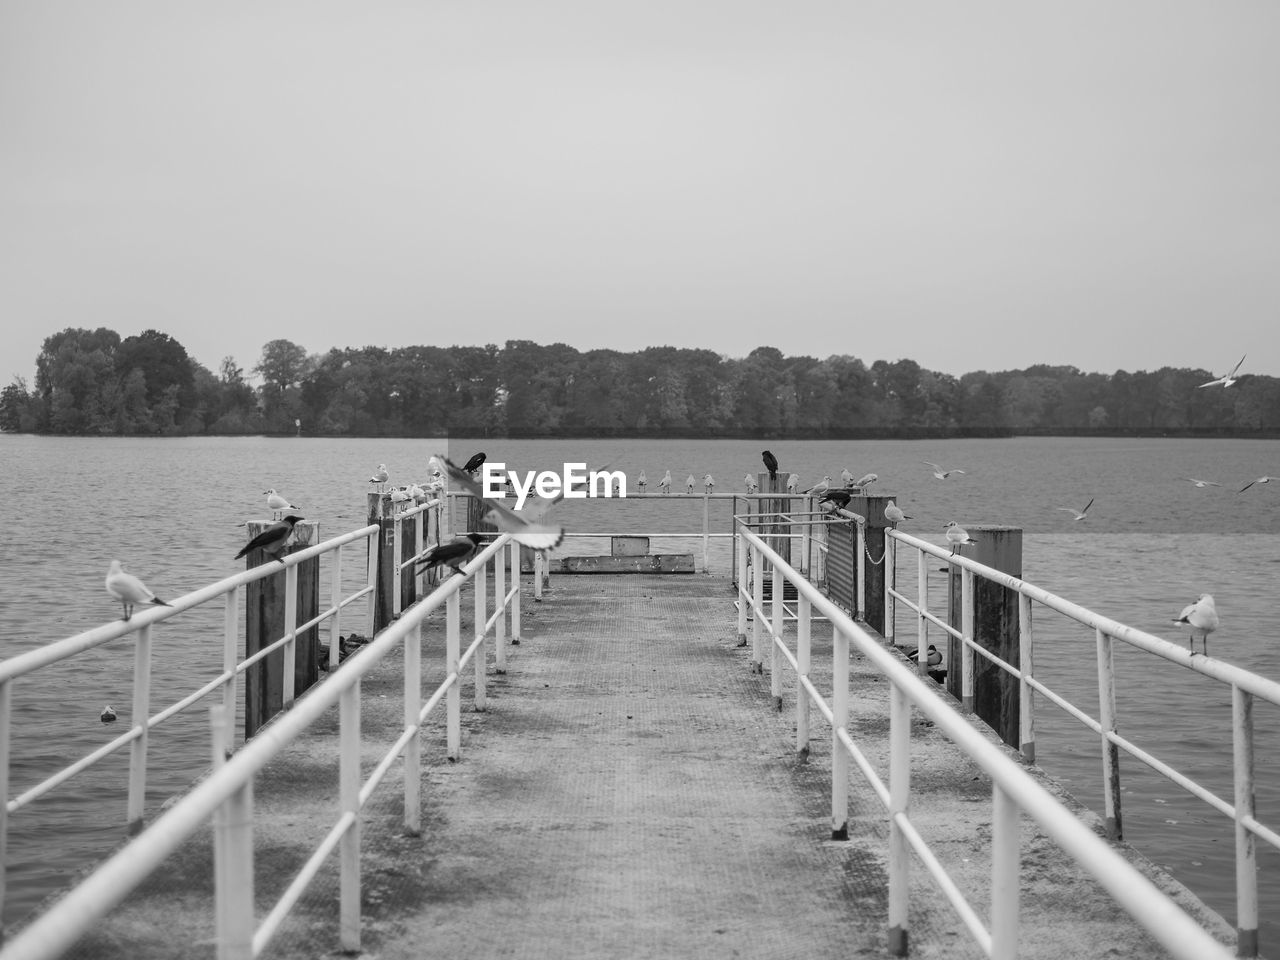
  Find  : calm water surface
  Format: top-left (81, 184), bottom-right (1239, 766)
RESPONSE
top-left (1, 434), bottom-right (1279, 940)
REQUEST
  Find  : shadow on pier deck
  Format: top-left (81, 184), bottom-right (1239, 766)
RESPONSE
top-left (64, 575), bottom-right (1233, 960)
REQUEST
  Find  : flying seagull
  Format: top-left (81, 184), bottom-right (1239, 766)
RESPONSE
top-left (264, 489), bottom-right (297, 520)
top-left (1057, 498), bottom-right (1095, 522)
top-left (462, 452), bottom-right (487, 475)
top-left (762, 450), bottom-right (779, 477)
top-left (944, 521), bottom-right (977, 553)
top-left (105, 560), bottom-right (170, 621)
top-left (1197, 354), bottom-right (1246, 388)
top-left (235, 515), bottom-right (304, 565)
top-left (1239, 476), bottom-right (1278, 493)
top-left (1179, 478), bottom-right (1221, 489)
top-left (1173, 594), bottom-right (1218, 656)
top-left (442, 456), bottom-right (565, 550)
top-left (924, 461), bottom-right (966, 480)
top-left (885, 501), bottom-right (912, 526)
top-left (416, 534), bottom-right (483, 576)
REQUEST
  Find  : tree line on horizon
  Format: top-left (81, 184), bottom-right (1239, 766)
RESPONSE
top-left (2, 326), bottom-right (1276, 438)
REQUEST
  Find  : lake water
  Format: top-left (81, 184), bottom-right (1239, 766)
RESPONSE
top-left (2, 433), bottom-right (1279, 943)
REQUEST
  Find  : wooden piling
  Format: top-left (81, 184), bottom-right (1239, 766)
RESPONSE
top-left (243, 519), bottom-right (320, 739)
top-left (947, 525), bottom-right (1023, 750)
top-left (367, 494), bottom-right (395, 634)
top-left (850, 494), bottom-right (895, 635)
top-left (399, 510), bottom-right (420, 612)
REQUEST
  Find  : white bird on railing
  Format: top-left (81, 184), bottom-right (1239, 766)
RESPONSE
top-left (703, 474), bottom-right (715, 494)
top-left (686, 474), bottom-right (696, 494)
top-left (1197, 354), bottom-right (1246, 388)
top-left (1172, 594), bottom-right (1219, 656)
top-left (264, 489), bottom-right (297, 520)
top-left (924, 461), bottom-right (966, 480)
top-left (409, 482), bottom-right (428, 505)
top-left (744, 473), bottom-right (758, 495)
top-left (786, 473), bottom-right (800, 495)
top-left (638, 471), bottom-right (647, 493)
top-left (804, 476), bottom-right (833, 497)
top-left (854, 473), bottom-right (878, 487)
top-left (885, 501), bottom-right (911, 526)
top-left (105, 560), bottom-right (170, 621)
top-left (1057, 497), bottom-right (1095, 522)
top-left (840, 468), bottom-right (855, 486)
top-left (944, 521), bottom-right (977, 553)
top-left (390, 486), bottom-right (411, 512)
top-left (659, 470), bottom-right (672, 494)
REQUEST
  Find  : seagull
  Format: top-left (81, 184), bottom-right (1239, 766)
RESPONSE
top-left (264, 489), bottom-right (297, 520)
top-left (703, 474), bottom-right (715, 494)
top-left (819, 489), bottom-right (853, 512)
top-left (409, 482), bottom-right (428, 505)
top-left (924, 461), bottom-right (966, 480)
top-left (1173, 594), bottom-right (1218, 655)
top-left (1197, 354), bottom-right (1246, 388)
top-left (944, 521), bottom-right (977, 553)
top-left (840, 468), bottom-right (855, 486)
top-left (1180, 478), bottom-right (1221, 489)
top-left (100, 705), bottom-right (118, 724)
top-left (762, 450), bottom-right (779, 478)
top-left (854, 473), bottom-right (878, 487)
top-left (390, 486), bottom-right (411, 512)
top-left (105, 560), bottom-right (170, 621)
top-left (369, 464), bottom-right (389, 491)
top-left (786, 473), bottom-right (800, 495)
top-left (804, 476), bottom-right (833, 497)
top-left (885, 501), bottom-right (912, 525)
top-left (442, 456), bottom-right (565, 550)
top-left (462, 452), bottom-right (487, 475)
top-left (638, 471), bottom-right (647, 493)
top-left (744, 474), bottom-right (758, 495)
top-left (903, 644), bottom-right (943, 668)
top-left (1239, 476), bottom-right (1278, 493)
top-left (235, 514), bottom-right (304, 565)
top-left (659, 470), bottom-right (672, 495)
top-left (415, 534), bottom-right (483, 576)
top-left (686, 475), bottom-right (696, 494)
top-left (1057, 498), bottom-right (1095, 522)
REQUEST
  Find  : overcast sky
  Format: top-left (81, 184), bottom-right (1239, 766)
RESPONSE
top-left (2, 1), bottom-right (1277, 388)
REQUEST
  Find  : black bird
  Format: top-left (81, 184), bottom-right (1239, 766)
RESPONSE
top-left (762, 450), bottom-right (778, 477)
top-left (462, 452), bottom-right (487, 475)
top-left (235, 514), bottom-right (304, 565)
top-left (819, 489), bottom-right (854, 511)
top-left (416, 534), bottom-right (483, 576)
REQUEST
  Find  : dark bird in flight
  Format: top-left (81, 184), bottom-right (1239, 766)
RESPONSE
top-left (235, 515), bottom-right (304, 564)
top-left (762, 450), bottom-right (778, 478)
top-left (462, 452), bottom-right (487, 475)
top-left (416, 534), bottom-right (484, 576)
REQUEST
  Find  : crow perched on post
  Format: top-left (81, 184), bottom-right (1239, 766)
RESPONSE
top-left (235, 515), bottom-right (304, 565)
top-left (761, 450), bottom-right (778, 479)
top-left (416, 534), bottom-right (484, 576)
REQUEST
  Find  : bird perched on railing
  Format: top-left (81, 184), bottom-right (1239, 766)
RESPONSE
top-left (744, 474), bottom-right (758, 495)
top-left (409, 482), bottom-right (428, 505)
top-left (441, 456), bottom-right (565, 550)
top-left (885, 501), bottom-right (912, 526)
top-left (840, 468), bottom-right (854, 486)
top-left (854, 473), bottom-right (877, 487)
top-left (264, 489), bottom-right (297, 520)
top-left (369, 463), bottom-right (390, 491)
top-left (235, 514), bottom-right (304, 565)
top-left (786, 473), bottom-right (800, 495)
top-left (462, 452), bottom-right (487, 476)
top-left (105, 560), bottom-right (170, 621)
top-left (638, 471), bottom-right (647, 493)
top-left (944, 521), bottom-right (977, 553)
top-left (703, 474), bottom-right (715, 494)
top-left (1173, 594), bottom-right (1218, 656)
top-left (416, 533), bottom-right (483, 577)
top-left (659, 470), bottom-right (672, 495)
top-left (390, 486), bottom-right (411, 513)
top-left (686, 474), bottom-right (696, 495)
top-left (804, 476), bottom-right (833, 497)
top-left (762, 450), bottom-right (778, 480)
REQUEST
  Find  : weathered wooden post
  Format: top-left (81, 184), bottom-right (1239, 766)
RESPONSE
top-left (399, 510), bottom-right (420, 611)
top-left (756, 472), bottom-right (791, 566)
top-left (367, 493), bottom-right (395, 633)
top-left (850, 494), bottom-right (894, 636)
top-left (243, 519), bottom-right (319, 739)
top-left (947, 525), bottom-right (1022, 750)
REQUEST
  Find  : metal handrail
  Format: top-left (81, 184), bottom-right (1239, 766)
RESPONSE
top-left (0, 534), bottom-right (525, 960)
top-left (735, 519), bottom-right (1232, 960)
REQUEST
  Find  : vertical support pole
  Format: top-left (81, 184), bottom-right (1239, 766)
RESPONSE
top-left (884, 533), bottom-right (897, 645)
top-left (757, 472), bottom-right (791, 565)
top-left (751, 545), bottom-right (764, 674)
top-left (796, 594), bottom-right (811, 757)
top-left (831, 624), bottom-right (849, 840)
top-left (1018, 593), bottom-right (1035, 763)
top-left (534, 551), bottom-right (544, 602)
top-left (392, 514), bottom-right (403, 618)
top-left (495, 545), bottom-right (509, 674)
top-left (474, 559), bottom-right (489, 707)
top-left (961, 568), bottom-right (975, 712)
top-left (702, 493), bottom-right (710, 573)
top-left (855, 521), bottom-right (867, 620)
top-left (800, 514), bottom-right (811, 577)
top-left (887, 682), bottom-right (911, 957)
top-left (509, 540), bottom-right (522, 646)
top-left (404, 621), bottom-right (421, 835)
top-left (127, 623), bottom-right (153, 832)
top-left (446, 590), bottom-right (461, 759)
top-left (770, 560), bottom-right (784, 708)
top-left (1233, 686), bottom-right (1259, 958)
top-left (283, 564), bottom-right (297, 709)
top-left (736, 528), bottom-right (748, 646)
top-left (990, 783), bottom-right (1020, 960)
top-left (1096, 627), bottom-right (1122, 840)
top-left (339, 680), bottom-right (361, 952)
top-left (366, 529), bottom-right (378, 639)
top-left (329, 546), bottom-right (343, 673)
top-left (916, 550), bottom-right (929, 675)
top-left (210, 703), bottom-right (253, 960)
top-left (223, 586), bottom-right (239, 718)
top-left (415, 508), bottom-right (425, 595)
top-left (0, 679), bottom-right (11, 926)
top-left (368, 493), bottom-right (394, 633)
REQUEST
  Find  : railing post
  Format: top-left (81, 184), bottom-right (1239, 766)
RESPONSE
top-left (0, 678), bottom-right (11, 928)
top-left (494, 544), bottom-right (509, 676)
top-left (404, 621), bottom-right (422, 835)
top-left (474, 559), bottom-right (489, 709)
top-left (701, 493), bottom-right (710, 573)
top-left (916, 549), bottom-right (929, 676)
top-left (210, 703), bottom-right (253, 960)
top-left (1096, 627), bottom-right (1122, 840)
top-left (446, 590), bottom-right (461, 759)
top-left (127, 623), bottom-right (153, 831)
top-left (800, 512), bottom-right (811, 576)
top-left (887, 682), bottom-right (911, 957)
top-left (509, 540), bottom-right (522, 646)
top-left (856, 521), bottom-right (866, 620)
top-left (283, 564), bottom-right (297, 709)
top-left (736, 528), bottom-right (748, 646)
top-left (366, 529), bottom-right (378, 639)
top-left (1233, 686), bottom-right (1259, 958)
top-left (796, 594), bottom-right (811, 758)
top-left (751, 545), bottom-right (764, 674)
top-left (339, 680), bottom-right (362, 952)
top-left (533, 551), bottom-right (544, 602)
top-left (223, 586), bottom-right (239, 718)
top-left (392, 514), bottom-right (403, 619)
top-left (329, 546), bottom-right (343, 673)
top-left (415, 507), bottom-right (425, 596)
top-left (1018, 593), bottom-right (1035, 764)
top-left (991, 783), bottom-right (1020, 960)
top-left (368, 493), bottom-right (395, 633)
top-left (885, 533), bottom-right (897, 645)
top-left (849, 494), bottom-right (893, 634)
top-left (770, 560), bottom-right (784, 708)
top-left (831, 624), bottom-right (849, 840)
top-left (961, 568), bottom-right (975, 712)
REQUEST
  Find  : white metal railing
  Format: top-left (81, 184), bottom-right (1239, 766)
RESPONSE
top-left (884, 526), bottom-right (1280, 959)
top-left (0, 533), bottom-right (526, 960)
top-left (0, 521), bottom-right (381, 924)
top-left (735, 518), bottom-right (1232, 960)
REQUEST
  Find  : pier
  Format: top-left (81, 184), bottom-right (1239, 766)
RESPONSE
top-left (0, 491), bottom-right (1270, 959)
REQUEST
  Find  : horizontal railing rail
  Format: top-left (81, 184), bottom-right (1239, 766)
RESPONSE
top-left (883, 526), bottom-right (1280, 957)
top-left (735, 519), bottom-right (1232, 960)
top-left (0, 533), bottom-right (525, 960)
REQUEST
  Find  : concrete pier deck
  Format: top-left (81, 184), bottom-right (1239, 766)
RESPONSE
top-left (59, 575), bottom-right (1234, 959)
